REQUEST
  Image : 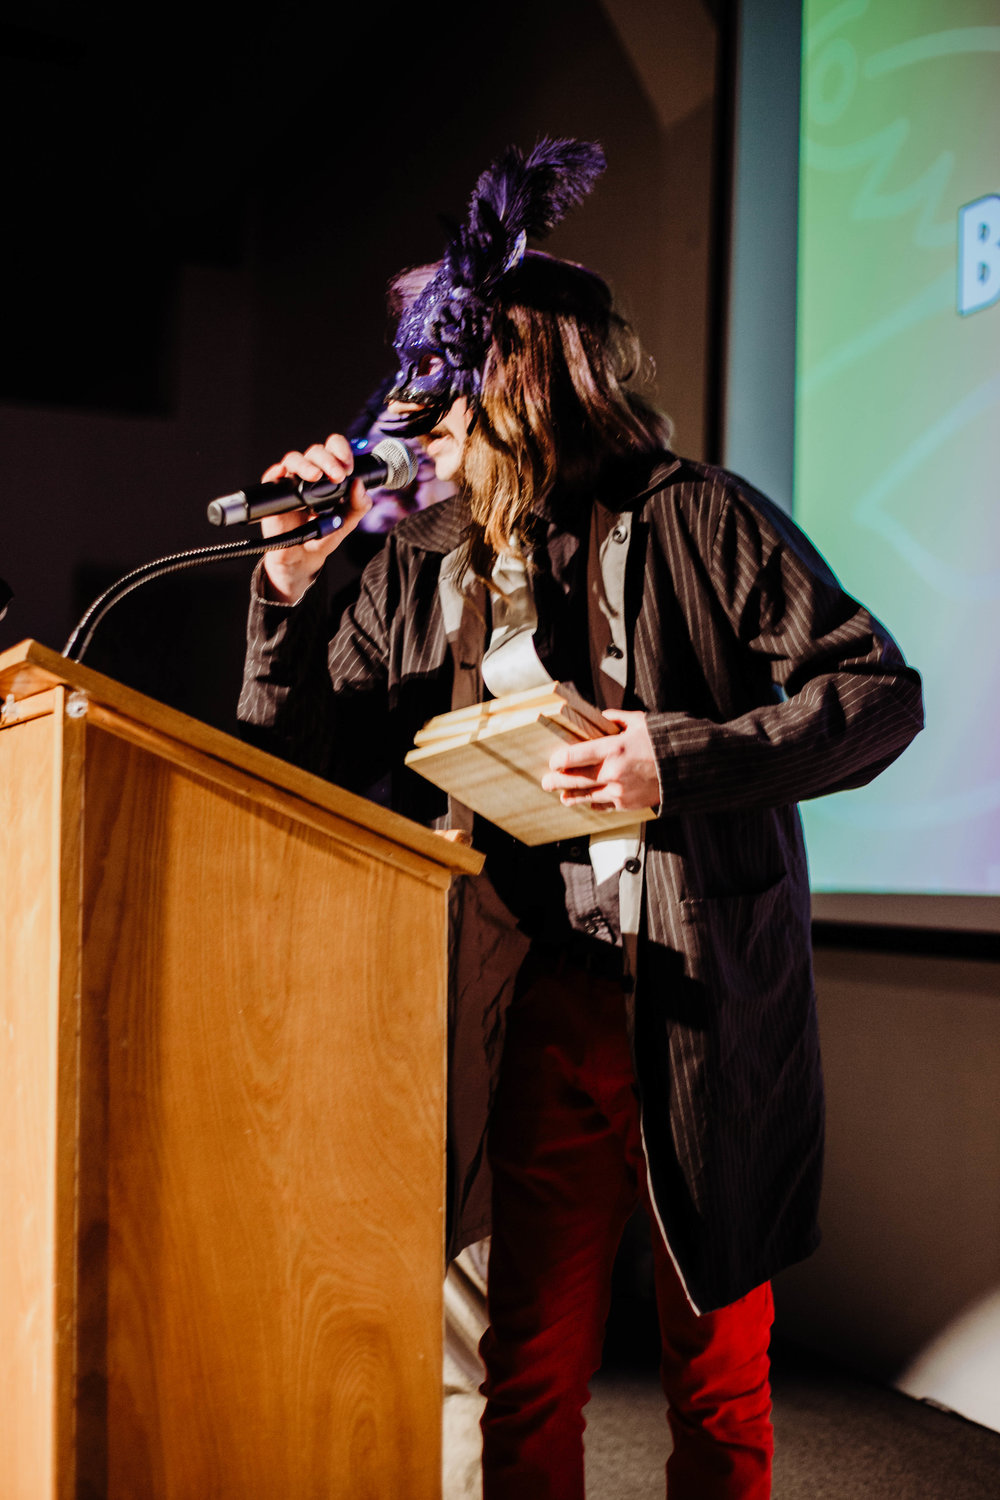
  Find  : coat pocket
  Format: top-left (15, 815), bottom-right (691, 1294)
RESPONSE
top-left (677, 873), bottom-right (817, 1120)
top-left (679, 871), bottom-right (790, 945)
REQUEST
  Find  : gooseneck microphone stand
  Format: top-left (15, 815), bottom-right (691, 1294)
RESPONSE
top-left (62, 512), bottom-right (340, 664)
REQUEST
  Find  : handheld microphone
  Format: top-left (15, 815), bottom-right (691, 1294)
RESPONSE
top-left (206, 437), bottom-right (418, 527)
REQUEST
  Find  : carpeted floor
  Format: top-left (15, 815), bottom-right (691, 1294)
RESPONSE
top-left (585, 1338), bottom-right (1000, 1499)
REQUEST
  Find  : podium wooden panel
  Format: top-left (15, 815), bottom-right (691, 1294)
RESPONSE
top-left (0, 640), bottom-right (482, 1500)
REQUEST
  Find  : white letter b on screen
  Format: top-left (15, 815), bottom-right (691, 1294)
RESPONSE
top-left (958, 195), bottom-right (1000, 315)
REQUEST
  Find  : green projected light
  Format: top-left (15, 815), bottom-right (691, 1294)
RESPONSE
top-left (795, 0), bottom-right (1000, 897)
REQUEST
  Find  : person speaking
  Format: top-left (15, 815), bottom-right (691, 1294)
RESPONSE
top-left (238, 138), bottom-right (923, 1500)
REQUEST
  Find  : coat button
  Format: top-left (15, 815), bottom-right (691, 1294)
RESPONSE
top-left (605, 644), bottom-right (623, 659)
top-left (624, 857), bottom-right (641, 874)
top-left (611, 524), bottom-right (628, 543)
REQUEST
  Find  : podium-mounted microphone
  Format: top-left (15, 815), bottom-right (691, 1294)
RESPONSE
top-left (66, 441), bottom-right (419, 664)
top-left (206, 437), bottom-right (418, 528)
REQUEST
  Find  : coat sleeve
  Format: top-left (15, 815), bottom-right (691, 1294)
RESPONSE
top-left (237, 544), bottom-right (397, 791)
top-left (645, 482), bottom-right (925, 814)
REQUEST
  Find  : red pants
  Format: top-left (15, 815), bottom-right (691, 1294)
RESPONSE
top-left (479, 950), bottom-right (774, 1499)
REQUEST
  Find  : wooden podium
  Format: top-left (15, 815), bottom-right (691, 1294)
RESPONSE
top-left (0, 639), bottom-right (482, 1500)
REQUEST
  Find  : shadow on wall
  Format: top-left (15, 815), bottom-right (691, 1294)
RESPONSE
top-left (70, 558), bottom-right (255, 737)
top-left (773, 943), bottom-right (1000, 1436)
top-left (2, 0), bottom-right (713, 710)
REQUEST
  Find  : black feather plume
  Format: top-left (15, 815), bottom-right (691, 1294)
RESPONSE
top-left (448, 138), bottom-right (606, 298)
top-left (472, 138), bottom-right (607, 242)
top-left (388, 137), bottom-right (607, 409)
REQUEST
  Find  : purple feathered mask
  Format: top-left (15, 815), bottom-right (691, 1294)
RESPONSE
top-left (382, 138), bottom-right (606, 437)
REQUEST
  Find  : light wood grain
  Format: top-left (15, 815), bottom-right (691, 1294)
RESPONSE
top-left (412, 680), bottom-right (612, 744)
top-left (0, 638), bottom-right (482, 879)
top-left (0, 711), bottom-right (59, 1500)
top-left (84, 699), bottom-right (456, 893)
top-left (84, 726), bottom-right (447, 1497)
top-left (407, 717), bottom-right (654, 844)
top-left (1, 659), bottom-right (455, 1499)
top-left (53, 695), bottom-right (87, 1500)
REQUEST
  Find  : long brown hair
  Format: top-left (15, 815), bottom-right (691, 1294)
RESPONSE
top-left (391, 252), bottom-right (672, 590)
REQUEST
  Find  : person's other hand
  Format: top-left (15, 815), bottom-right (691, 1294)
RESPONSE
top-left (541, 709), bottom-right (660, 811)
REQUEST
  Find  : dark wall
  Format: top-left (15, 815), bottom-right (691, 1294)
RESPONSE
top-left (2, 1), bottom-right (715, 734)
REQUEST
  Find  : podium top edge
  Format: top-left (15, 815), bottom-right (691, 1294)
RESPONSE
top-left (0, 640), bottom-right (484, 878)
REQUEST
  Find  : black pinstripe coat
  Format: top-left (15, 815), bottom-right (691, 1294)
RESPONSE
top-left (239, 452), bottom-right (923, 1312)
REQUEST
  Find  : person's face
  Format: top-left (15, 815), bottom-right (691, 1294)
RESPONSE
top-left (387, 396), bottom-right (470, 482)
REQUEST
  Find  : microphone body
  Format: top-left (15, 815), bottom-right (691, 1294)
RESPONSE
top-left (207, 437), bottom-right (418, 527)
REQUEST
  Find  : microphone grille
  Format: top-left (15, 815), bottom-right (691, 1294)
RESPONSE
top-left (372, 437), bottom-right (419, 491)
